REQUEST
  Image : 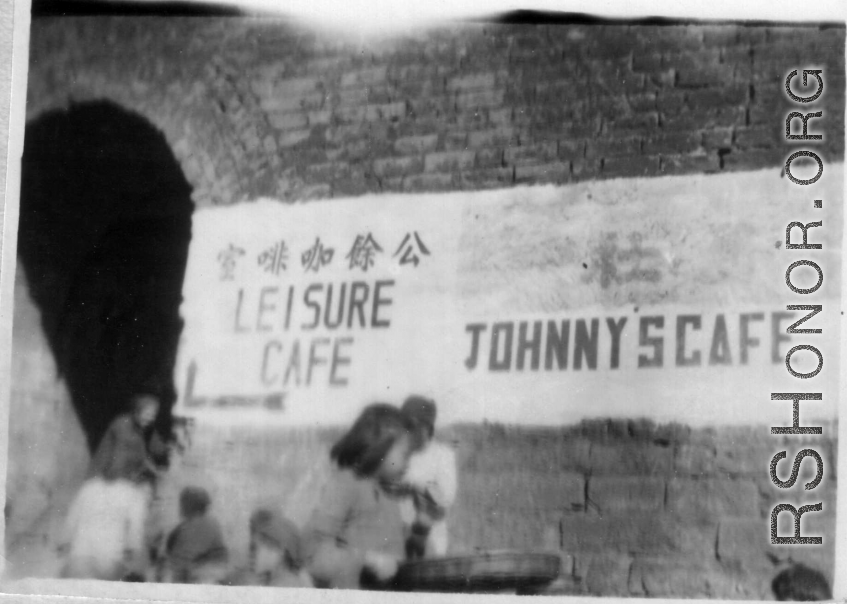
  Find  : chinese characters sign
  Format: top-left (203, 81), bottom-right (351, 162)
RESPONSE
top-left (218, 232), bottom-right (431, 280)
top-left (176, 194), bottom-right (462, 425)
top-left (174, 169), bottom-right (842, 427)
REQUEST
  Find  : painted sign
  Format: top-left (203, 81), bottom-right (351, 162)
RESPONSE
top-left (174, 166), bottom-right (843, 426)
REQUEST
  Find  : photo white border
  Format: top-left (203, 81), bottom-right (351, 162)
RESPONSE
top-left (2, 0), bottom-right (847, 602)
top-left (1, 0), bottom-right (30, 581)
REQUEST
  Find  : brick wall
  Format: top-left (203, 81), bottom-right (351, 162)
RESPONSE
top-left (26, 19), bottom-right (845, 207)
top-left (161, 420), bottom-right (836, 598)
top-left (447, 421), bottom-right (837, 598)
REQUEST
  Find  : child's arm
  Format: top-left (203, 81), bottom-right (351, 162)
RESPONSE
top-left (412, 446), bottom-right (458, 519)
top-left (88, 421), bottom-right (119, 478)
top-left (147, 430), bottom-right (171, 467)
top-left (165, 525), bottom-right (180, 557)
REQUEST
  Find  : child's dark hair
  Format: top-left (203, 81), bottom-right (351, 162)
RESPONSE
top-left (401, 396), bottom-right (437, 442)
top-left (250, 509), bottom-right (302, 570)
top-left (772, 563), bottom-right (832, 601)
top-left (179, 486), bottom-right (211, 518)
top-left (330, 403), bottom-right (414, 477)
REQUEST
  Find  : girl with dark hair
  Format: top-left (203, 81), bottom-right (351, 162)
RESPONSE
top-left (302, 403), bottom-right (416, 589)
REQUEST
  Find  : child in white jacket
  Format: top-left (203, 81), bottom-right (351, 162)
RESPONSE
top-left (399, 396), bottom-right (457, 559)
top-left (59, 476), bottom-right (147, 580)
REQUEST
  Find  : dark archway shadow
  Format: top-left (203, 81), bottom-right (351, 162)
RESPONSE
top-left (18, 100), bottom-right (193, 450)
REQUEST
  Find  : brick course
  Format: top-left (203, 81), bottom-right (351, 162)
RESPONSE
top-left (25, 19), bottom-right (844, 207)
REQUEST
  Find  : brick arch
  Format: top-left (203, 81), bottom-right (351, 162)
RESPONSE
top-left (25, 89), bottom-right (213, 206)
top-left (18, 99), bottom-right (194, 450)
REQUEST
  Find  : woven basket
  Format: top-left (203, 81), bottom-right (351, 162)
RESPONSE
top-left (392, 550), bottom-right (561, 593)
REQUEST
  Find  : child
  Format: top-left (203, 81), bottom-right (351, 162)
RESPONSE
top-left (399, 396), bottom-right (457, 559)
top-left (302, 403), bottom-right (416, 589)
top-left (771, 563), bottom-right (832, 601)
top-left (89, 392), bottom-right (169, 486)
top-left (161, 486), bottom-right (229, 584)
top-left (59, 474), bottom-right (147, 580)
top-left (229, 508), bottom-right (313, 587)
top-left (88, 391), bottom-right (170, 572)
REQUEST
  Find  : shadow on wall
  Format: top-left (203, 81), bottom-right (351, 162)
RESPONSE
top-left (17, 99), bottom-right (194, 449)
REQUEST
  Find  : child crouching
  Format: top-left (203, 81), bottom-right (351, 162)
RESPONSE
top-left (59, 475), bottom-right (147, 581)
top-left (227, 509), bottom-right (312, 587)
top-left (161, 486), bottom-right (229, 584)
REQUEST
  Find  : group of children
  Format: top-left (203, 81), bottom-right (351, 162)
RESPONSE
top-left (60, 392), bottom-right (165, 580)
top-left (59, 392), bottom-right (458, 589)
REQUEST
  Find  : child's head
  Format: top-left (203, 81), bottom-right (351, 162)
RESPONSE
top-left (772, 563), bottom-right (832, 601)
top-left (131, 392), bottom-right (160, 429)
top-left (402, 396), bottom-right (437, 449)
top-left (249, 509), bottom-right (301, 575)
top-left (179, 486), bottom-right (211, 519)
top-left (330, 403), bottom-right (415, 482)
